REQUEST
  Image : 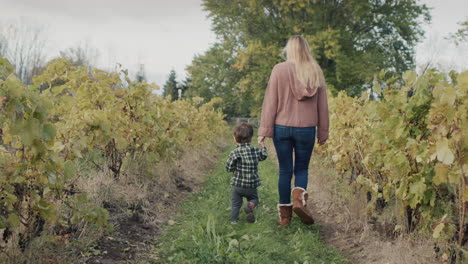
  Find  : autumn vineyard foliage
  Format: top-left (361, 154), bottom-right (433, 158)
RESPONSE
top-left (0, 57), bottom-right (226, 260)
top-left (0, 51), bottom-right (467, 262)
top-left (322, 69), bottom-right (468, 256)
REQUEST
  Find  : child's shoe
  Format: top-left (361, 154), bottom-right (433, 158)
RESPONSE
top-left (244, 202), bottom-right (255, 223)
top-left (231, 221), bottom-right (238, 225)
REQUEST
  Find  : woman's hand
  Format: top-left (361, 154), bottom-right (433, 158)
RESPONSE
top-left (318, 138), bottom-right (327, 146)
top-left (257, 136), bottom-right (265, 147)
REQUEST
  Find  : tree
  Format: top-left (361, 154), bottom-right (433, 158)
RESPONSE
top-left (189, 0), bottom-right (430, 116)
top-left (186, 42), bottom-right (253, 117)
top-left (162, 70), bottom-right (179, 100)
top-left (448, 19), bottom-right (468, 46)
top-left (180, 75), bottom-right (191, 98)
top-left (136, 64), bottom-right (146, 83)
top-left (0, 32), bottom-right (7, 58)
top-left (59, 40), bottom-right (100, 69)
top-left (0, 20), bottom-right (46, 84)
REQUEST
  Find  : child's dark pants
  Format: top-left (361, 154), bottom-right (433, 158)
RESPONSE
top-left (231, 186), bottom-right (259, 222)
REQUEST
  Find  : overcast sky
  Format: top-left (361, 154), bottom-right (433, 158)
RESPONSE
top-left (0, 0), bottom-right (466, 88)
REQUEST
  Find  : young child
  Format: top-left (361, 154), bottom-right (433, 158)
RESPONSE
top-left (226, 123), bottom-right (268, 224)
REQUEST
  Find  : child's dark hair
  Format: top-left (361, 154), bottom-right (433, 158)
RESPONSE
top-left (233, 123), bottom-right (254, 143)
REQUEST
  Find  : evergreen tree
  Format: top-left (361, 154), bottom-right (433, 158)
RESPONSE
top-left (181, 75), bottom-right (191, 97)
top-left (162, 70), bottom-right (179, 101)
top-left (136, 64), bottom-right (146, 83)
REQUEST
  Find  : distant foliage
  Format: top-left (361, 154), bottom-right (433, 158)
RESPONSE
top-left (187, 0), bottom-right (430, 117)
top-left (448, 19), bottom-right (468, 46)
top-left (163, 69), bottom-right (180, 101)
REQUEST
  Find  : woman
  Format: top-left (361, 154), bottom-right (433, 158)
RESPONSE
top-left (257, 35), bottom-right (329, 227)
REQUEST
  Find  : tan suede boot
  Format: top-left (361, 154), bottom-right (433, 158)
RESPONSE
top-left (277, 204), bottom-right (293, 227)
top-left (292, 187), bottom-right (314, 225)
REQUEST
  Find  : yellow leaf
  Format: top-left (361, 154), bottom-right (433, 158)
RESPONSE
top-left (433, 163), bottom-right (448, 185)
top-left (433, 222), bottom-right (445, 239)
top-left (463, 187), bottom-right (468, 202)
top-left (440, 86), bottom-right (456, 105)
top-left (457, 71), bottom-right (468, 86)
top-left (436, 138), bottom-right (455, 165)
top-left (403, 70), bottom-right (417, 83)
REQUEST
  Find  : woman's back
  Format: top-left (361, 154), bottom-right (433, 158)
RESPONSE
top-left (258, 61), bottom-right (329, 142)
top-left (258, 35), bottom-right (330, 228)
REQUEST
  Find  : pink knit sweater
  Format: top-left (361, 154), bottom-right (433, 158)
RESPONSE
top-left (258, 61), bottom-right (329, 142)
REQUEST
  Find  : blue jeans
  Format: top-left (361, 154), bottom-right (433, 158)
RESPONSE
top-left (273, 125), bottom-right (316, 204)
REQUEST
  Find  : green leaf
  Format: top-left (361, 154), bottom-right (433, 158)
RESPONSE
top-left (10, 119), bottom-right (24, 135)
top-left (22, 118), bottom-right (41, 146)
top-left (0, 216), bottom-right (6, 229)
top-left (13, 176), bottom-right (26, 184)
top-left (7, 214), bottom-right (20, 228)
top-left (42, 123), bottom-right (56, 141)
top-left (403, 70), bottom-right (417, 83)
top-left (409, 178), bottom-right (426, 195)
top-left (36, 198), bottom-right (56, 222)
top-left (433, 163), bottom-right (448, 185)
top-left (64, 160), bottom-right (76, 180)
top-left (436, 138), bottom-right (455, 165)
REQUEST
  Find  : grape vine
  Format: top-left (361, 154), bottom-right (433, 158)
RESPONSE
top-left (0, 57), bottom-right (227, 260)
top-left (323, 69), bottom-right (467, 259)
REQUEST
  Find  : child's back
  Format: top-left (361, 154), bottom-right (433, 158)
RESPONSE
top-left (226, 123), bottom-right (267, 224)
top-left (226, 143), bottom-right (267, 188)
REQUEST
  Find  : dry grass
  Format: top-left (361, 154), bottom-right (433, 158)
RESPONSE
top-left (75, 138), bottom-right (229, 263)
top-left (263, 139), bottom-right (439, 264)
top-left (78, 140), bottom-right (226, 218)
top-left (307, 151), bottom-right (439, 264)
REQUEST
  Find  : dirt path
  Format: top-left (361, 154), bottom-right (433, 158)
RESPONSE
top-left (82, 179), bottom-right (199, 264)
top-left (80, 143), bottom-right (439, 264)
top-left (152, 144), bottom-right (345, 263)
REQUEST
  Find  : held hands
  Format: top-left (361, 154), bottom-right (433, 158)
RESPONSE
top-left (257, 136), bottom-right (265, 148)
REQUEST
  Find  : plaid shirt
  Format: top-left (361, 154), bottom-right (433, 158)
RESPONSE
top-left (226, 143), bottom-right (268, 188)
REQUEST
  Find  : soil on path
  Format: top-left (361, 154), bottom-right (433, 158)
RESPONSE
top-left (83, 177), bottom-right (199, 264)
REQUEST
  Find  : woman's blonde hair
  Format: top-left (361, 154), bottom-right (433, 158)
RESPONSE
top-left (283, 35), bottom-right (325, 89)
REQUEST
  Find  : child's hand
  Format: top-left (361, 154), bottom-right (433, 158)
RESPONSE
top-left (257, 136), bottom-right (265, 147)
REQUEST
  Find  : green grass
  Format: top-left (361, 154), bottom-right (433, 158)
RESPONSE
top-left (153, 145), bottom-right (346, 264)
